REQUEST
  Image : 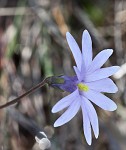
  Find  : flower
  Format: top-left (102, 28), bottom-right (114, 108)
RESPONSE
top-left (51, 30), bottom-right (120, 145)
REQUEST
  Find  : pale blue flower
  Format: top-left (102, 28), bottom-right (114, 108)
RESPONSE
top-left (52, 30), bottom-right (120, 145)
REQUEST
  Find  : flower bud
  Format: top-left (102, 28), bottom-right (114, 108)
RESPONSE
top-left (46, 75), bottom-right (78, 93)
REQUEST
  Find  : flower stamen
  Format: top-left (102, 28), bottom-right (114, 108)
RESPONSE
top-left (77, 83), bottom-right (89, 92)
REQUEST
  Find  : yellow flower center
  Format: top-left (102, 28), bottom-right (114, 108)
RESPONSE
top-left (77, 83), bottom-right (89, 92)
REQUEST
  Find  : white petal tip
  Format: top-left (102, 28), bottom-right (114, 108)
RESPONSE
top-left (83, 29), bottom-right (89, 33)
top-left (110, 86), bottom-right (118, 93)
top-left (54, 123), bottom-right (57, 127)
top-left (54, 122), bottom-right (60, 127)
top-left (113, 106), bottom-right (117, 111)
top-left (85, 136), bottom-right (92, 145)
top-left (87, 140), bottom-right (92, 145)
top-left (107, 49), bottom-right (113, 54)
top-left (51, 108), bottom-right (56, 113)
top-left (66, 32), bottom-right (70, 37)
top-left (109, 103), bottom-right (117, 111)
top-left (114, 87), bottom-right (118, 93)
top-left (83, 30), bottom-right (90, 36)
top-left (95, 133), bottom-right (99, 139)
top-left (115, 66), bottom-right (121, 72)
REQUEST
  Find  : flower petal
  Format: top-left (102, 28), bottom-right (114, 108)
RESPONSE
top-left (81, 99), bottom-right (92, 145)
top-left (73, 58), bottom-right (87, 82)
top-left (82, 30), bottom-right (92, 69)
top-left (82, 97), bottom-right (99, 138)
top-left (54, 98), bottom-right (80, 127)
top-left (88, 49), bottom-right (113, 73)
top-left (66, 32), bottom-right (82, 71)
top-left (73, 66), bottom-right (81, 81)
top-left (83, 90), bottom-right (117, 111)
top-left (52, 89), bottom-right (79, 113)
top-left (85, 66), bottom-right (120, 82)
top-left (85, 78), bottom-right (118, 93)
top-left (80, 57), bottom-right (86, 80)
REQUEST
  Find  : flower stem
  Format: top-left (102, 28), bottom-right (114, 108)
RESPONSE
top-left (0, 78), bottom-right (47, 109)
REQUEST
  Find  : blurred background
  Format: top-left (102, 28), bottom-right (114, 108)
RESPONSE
top-left (0, 0), bottom-right (126, 149)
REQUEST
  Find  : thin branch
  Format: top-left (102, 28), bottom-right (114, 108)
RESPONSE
top-left (0, 78), bottom-right (47, 109)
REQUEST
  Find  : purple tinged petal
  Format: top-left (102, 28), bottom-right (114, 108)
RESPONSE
top-left (85, 78), bottom-right (118, 93)
top-left (73, 66), bottom-right (81, 81)
top-left (83, 90), bottom-right (117, 111)
top-left (88, 49), bottom-right (113, 73)
top-left (52, 89), bottom-right (79, 113)
top-left (82, 30), bottom-right (92, 69)
top-left (81, 97), bottom-right (99, 138)
top-left (54, 98), bottom-right (80, 127)
top-left (73, 59), bottom-right (86, 82)
top-left (80, 57), bottom-right (86, 80)
top-left (85, 66), bottom-right (120, 82)
top-left (53, 75), bottom-right (78, 93)
top-left (66, 32), bottom-right (82, 71)
top-left (81, 99), bottom-right (92, 145)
